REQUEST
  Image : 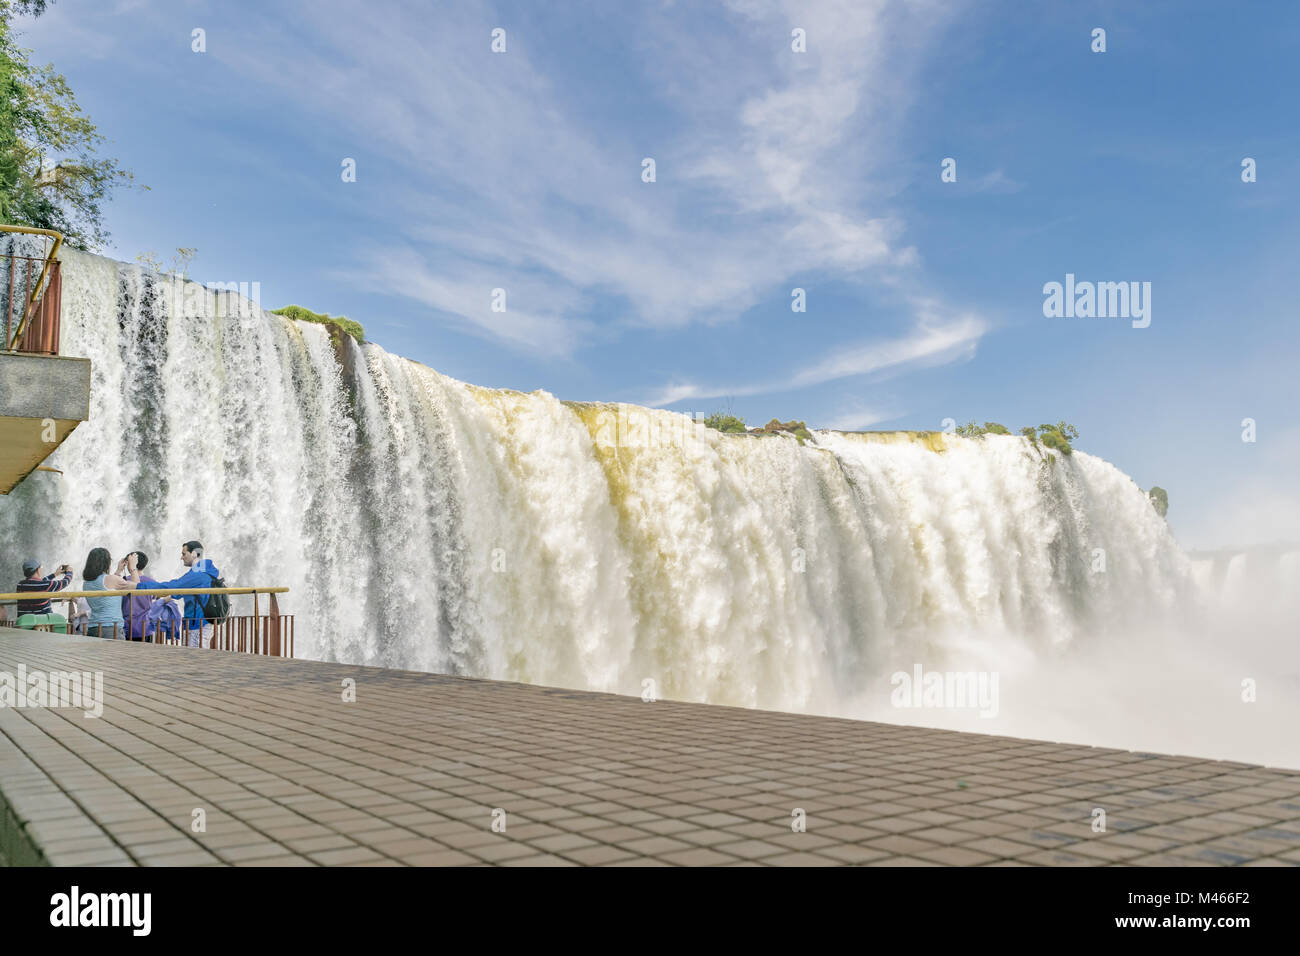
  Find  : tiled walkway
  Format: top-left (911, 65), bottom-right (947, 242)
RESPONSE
top-left (1, 631), bottom-right (1298, 866)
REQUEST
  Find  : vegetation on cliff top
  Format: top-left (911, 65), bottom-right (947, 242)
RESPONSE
top-left (705, 412), bottom-right (1091, 457)
top-left (1023, 421), bottom-right (1079, 455)
top-left (958, 420), bottom-right (1079, 455)
top-left (702, 412), bottom-right (813, 445)
top-left (271, 304), bottom-right (365, 345)
top-left (751, 418), bottom-right (813, 444)
top-left (1146, 486), bottom-right (1169, 518)
top-left (955, 421), bottom-right (1011, 437)
top-left (702, 412), bottom-right (747, 434)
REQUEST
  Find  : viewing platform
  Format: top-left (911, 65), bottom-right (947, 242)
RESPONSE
top-left (1, 630), bottom-right (1298, 867)
top-left (1, 224), bottom-right (86, 495)
top-left (0, 586), bottom-right (292, 655)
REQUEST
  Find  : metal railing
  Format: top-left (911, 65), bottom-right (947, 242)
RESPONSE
top-left (0, 586), bottom-right (293, 657)
top-left (1, 224), bottom-right (64, 354)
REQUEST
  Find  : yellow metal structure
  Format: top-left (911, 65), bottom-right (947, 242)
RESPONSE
top-left (0, 224), bottom-right (64, 352)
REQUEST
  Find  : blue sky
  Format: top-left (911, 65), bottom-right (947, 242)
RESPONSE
top-left (18, 0), bottom-right (1300, 549)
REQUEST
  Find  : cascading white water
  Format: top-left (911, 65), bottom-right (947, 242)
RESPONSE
top-left (4, 249), bottom-right (1295, 766)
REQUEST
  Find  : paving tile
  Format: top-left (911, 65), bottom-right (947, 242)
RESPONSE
top-left (616, 835), bottom-right (695, 855)
top-left (913, 845), bottom-right (999, 866)
top-left (658, 847), bottom-right (740, 866)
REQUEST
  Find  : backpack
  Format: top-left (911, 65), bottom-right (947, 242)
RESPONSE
top-left (203, 573), bottom-right (230, 623)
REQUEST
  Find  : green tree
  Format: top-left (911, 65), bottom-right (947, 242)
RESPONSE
top-left (956, 421), bottom-right (1009, 438)
top-left (1018, 422), bottom-right (1080, 455)
top-left (1148, 486), bottom-right (1168, 518)
top-left (1052, 421), bottom-right (1079, 441)
top-left (702, 411), bottom-right (747, 434)
top-left (1, 1), bottom-right (141, 250)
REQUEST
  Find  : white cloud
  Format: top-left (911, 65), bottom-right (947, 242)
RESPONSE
top-left (643, 308), bottom-right (986, 406)
top-left (202, 0), bottom-right (973, 362)
top-left (787, 310), bottom-right (985, 390)
top-left (336, 247), bottom-right (593, 358)
top-left (821, 405), bottom-right (897, 431)
top-left (969, 169), bottom-right (1024, 194)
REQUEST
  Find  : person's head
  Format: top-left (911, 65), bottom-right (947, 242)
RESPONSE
top-left (82, 548), bottom-right (111, 581)
top-left (181, 540), bottom-right (203, 567)
top-left (130, 551), bottom-right (149, 572)
top-left (21, 559), bottom-right (40, 579)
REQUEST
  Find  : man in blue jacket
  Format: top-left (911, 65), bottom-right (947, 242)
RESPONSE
top-left (150, 540), bottom-right (222, 648)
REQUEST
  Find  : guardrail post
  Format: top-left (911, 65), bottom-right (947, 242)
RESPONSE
top-left (268, 593), bottom-right (281, 656)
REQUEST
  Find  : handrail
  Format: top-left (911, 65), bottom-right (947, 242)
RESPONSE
top-left (0, 586), bottom-right (289, 601)
top-left (0, 584), bottom-right (293, 656)
top-left (0, 223), bottom-right (64, 351)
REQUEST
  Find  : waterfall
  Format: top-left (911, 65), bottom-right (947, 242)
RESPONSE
top-left (4, 249), bottom-right (1294, 767)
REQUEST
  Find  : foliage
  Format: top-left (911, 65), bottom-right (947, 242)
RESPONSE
top-left (955, 421), bottom-right (1010, 438)
top-left (0, 2), bottom-right (137, 249)
top-left (1022, 421), bottom-right (1080, 455)
top-left (702, 412), bottom-right (747, 434)
top-left (751, 418), bottom-right (813, 445)
top-left (271, 304), bottom-right (366, 344)
top-left (0, 3), bottom-right (140, 250)
top-left (702, 413), bottom-right (815, 445)
top-left (1147, 486), bottom-right (1169, 518)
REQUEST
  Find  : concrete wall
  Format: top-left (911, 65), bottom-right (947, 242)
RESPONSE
top-left (0, 353), bottom-right (91, 421)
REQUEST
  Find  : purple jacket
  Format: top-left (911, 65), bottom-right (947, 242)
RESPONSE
top-left (121, 576), bottom-right (157, 639)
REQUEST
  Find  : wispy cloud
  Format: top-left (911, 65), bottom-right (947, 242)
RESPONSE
top-left (336, 247), bottom-right (594, 358)
top-left (206, 0), bottom-right (975, 361)
top-left (821, 404), bottom-right (898, 431)
top-left (643, 308), bottom-right (986, 406)
top-left (969, 168), bottom-right (1023, 194)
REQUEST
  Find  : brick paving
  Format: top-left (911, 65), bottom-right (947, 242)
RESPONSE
top-left (1, 630), bottom-right (1298, 867)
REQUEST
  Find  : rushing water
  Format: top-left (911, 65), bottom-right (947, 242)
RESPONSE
top-left (3, 249), bottom-right (1295, 766)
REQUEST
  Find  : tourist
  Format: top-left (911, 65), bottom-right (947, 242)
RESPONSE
top-left (15, 558), bottom-right (74, 631)
top-left (82, 549), bottom-right (142, 639)
top-left (68, 597), bottom-right (90, 635)
top-left (120, 551), bottom-right (159, 640)
top-left (149, 540), bottom-right (223, 648)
